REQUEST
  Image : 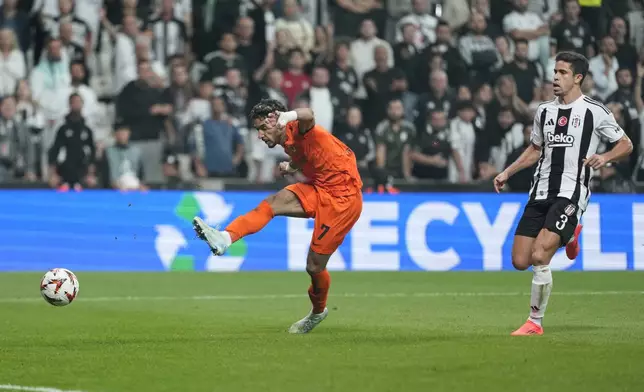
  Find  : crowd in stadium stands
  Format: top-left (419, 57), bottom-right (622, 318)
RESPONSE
top-left (0, 0), bottom-right (642, 193)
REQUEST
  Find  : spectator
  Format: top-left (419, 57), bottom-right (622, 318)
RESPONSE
top-left (309, 25), bottom-right (334, 69)
top-left (0, 96), bottom-right (34, 182)
top-left (503, 0), bottom-right (550, 70)
top-left (245, 0), bottom-right (277, 53)
top-left (116, 59), bottom-right (172, 184)
top-left (30, 38), bottom-right (71, 135)
top-left (147, 0), bottom-right (188, 66)
top-left (335, 106), bottom-right (376, 175)
top-left (235, 17), bottom-right (263, 76)
top-left (15, 80), bottom-right (45, 178)
top-left (203, 32), bottom-right (247, 88)
top-left (460, 12), bottom-right (503, 84)
top-left (328, 40), bottom-right (359, 98)
top-left (472, 82), bottom-right (494, 129)
top-left (15, 80), bottom-right (45, 134)
top-left (363, 45), bottom-right (406, 129)
top-left (166, 63), bottom-right (196, 136)
top-left (632, 63), bottom-right (644, 181)
top-left (0, 0), bottom-right (29, 52)
top-left (260, 68), bottom-right (288, 105)
top-left (609, 16), bottom-right (638, 72)
top-left (414, 70), bottom-right (454, 131)
top-left (500, 39), bottom-right (542, 106)
top-left (490, 106), bottom-right (525, 172)
top-left (281, 48), bottom-right (311, 106)
top-left (300, 0), bottom-right (331, 27)
top-left (551, 0), bottom-right (595, 58)
top-left (394, 23), bottom-right (422, 83)
top-left (105, 124), bottom-right (147, 191)
top-left (375, 99), bottom-right (415, 181)
top-left (504, 122), bottom-right (535, 191)
top-left (114, 15), bottom-right (142, 93)
top-left (448, 100), bottom-right (478, 182)
top-left (274, 0), bottom-right (314, 54)
top-left (463, 0), bottom-right (503, 39)
top-left (43, 0), bottom-right (92, 55)
top-left (581, 71), bottom-right (601, 101)
top-left (395, 0), bottom-right (438, 48)
top-left (186, 79), bottom-right (214, 126)
top-left (48, 93), bottom-right (96, 191)
top-left (350, 19), bottom-right (394, 103)
top-left (334, 0), bottom-right (387, 39)
top-left (442, 0), bottom-right (471, 31)
top-left (0, 28), bottom-right (25, 98)
top-left (215, 68), bottom-right (248, 128)
top-left (421, 20), bottom-right (467, 91)
top-left (529, 80), bottom-right (556, 112)
top-left (487, 74), bottom-right (530, 123)
top-left (108, 0), bottom-right (149, 30)
top-left (272, 29), bottom-right (296, 71)
top-left (529, 0), bottom-right (561, 24)
top-left (298, 66), bottom-right (350, 133)
top-left (589, 36), bottom-right (620, 100)
top-left (58, 22), bottom-right (85, 66)
top-left (410, 109), bottom-right (453, 181)
top-left (191, 96), bottom-right (244, 178)
top-left (606, 67), bottom-right (640, 169)
top-left (495, 35), bottom-right (514, 66)
top-left (171, 0), bottom-right (193, 50)
top-left (135, 38), bottom-right (168, 88)
top-left (69, 61), bottom-right (100, 138)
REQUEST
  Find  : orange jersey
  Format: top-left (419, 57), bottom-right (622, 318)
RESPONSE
top-left (283, 122), bottom-right (363, 196)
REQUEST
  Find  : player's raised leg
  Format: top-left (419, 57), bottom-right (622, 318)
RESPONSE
top-left (511, 228), bottom-right (559, 336)
top-left (288, 249), bottom-right (332, 334)
top-left (193, 188), bottom-right (309, 255)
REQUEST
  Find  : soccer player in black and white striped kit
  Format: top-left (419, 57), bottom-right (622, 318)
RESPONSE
top-left (494, 51), bottom-right (633, 336)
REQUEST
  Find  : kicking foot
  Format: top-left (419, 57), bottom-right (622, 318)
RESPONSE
top-left (511, 319), bottom-right (544, 336)
top-left (193, 217), bottom-right (229, 256)
top-left (566, 224), bottom-right (583, 260)
top-left (288, 308), bottom-right (328, 334)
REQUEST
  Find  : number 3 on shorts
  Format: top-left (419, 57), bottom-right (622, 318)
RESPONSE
top-left (555, 214), bottom-right (568, 231)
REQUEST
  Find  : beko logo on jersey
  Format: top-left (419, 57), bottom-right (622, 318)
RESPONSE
top-left (547, 133), bottom-right (575, 147)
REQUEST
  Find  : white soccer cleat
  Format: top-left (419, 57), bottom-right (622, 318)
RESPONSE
top-left (288, 308), bottom-right (329, 334)
top-left (192, 216), bottom-right (229, 256)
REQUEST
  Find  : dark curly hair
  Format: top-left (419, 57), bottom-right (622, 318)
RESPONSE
top-left (249, 99), bottom-right (288, 121)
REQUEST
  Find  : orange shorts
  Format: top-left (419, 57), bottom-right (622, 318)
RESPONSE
top-left (286, 183), bottom-right (363, 255)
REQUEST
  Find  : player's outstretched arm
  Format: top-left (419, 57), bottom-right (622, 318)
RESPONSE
top-left (494, 143), bottom-right (542, 193)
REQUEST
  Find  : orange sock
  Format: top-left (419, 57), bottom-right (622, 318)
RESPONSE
top-left (308, 269), bottom-right (331, 314)
top-left (225, 200), bottom-right (275, 243)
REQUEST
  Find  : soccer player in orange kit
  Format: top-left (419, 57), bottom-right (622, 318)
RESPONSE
top-left (193, 99), bottom-right (363, 334)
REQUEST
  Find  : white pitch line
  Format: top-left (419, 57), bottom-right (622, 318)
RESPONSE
top-left (1, 291), bottom-right (642, 304)
top-left (0, 385), bottom-right (86, 392)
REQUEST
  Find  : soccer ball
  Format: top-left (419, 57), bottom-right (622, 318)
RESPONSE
top-left (40, 268), bottom-right (79, 306)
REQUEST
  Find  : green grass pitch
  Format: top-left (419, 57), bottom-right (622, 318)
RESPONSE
top-left (0, 272), bottom-right (643, 392)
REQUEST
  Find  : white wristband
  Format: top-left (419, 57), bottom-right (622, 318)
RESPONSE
top-left (278, 110), bottom-right (298, 127)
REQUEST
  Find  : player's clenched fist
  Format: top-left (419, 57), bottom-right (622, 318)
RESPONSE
top-left (494, 171), bottom-right (508, 193)
top-left (582, 154), bottom-right (608, 169)
top-left (279, 161), bottom-right (299, 175)
top-left (269, 110), bottom-right (297, 128)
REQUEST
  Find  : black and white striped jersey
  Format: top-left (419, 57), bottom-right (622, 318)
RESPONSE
top-left (147, 16), bottom-right (188, 65)
top-left (528, 95), bottom-right (625, 211)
